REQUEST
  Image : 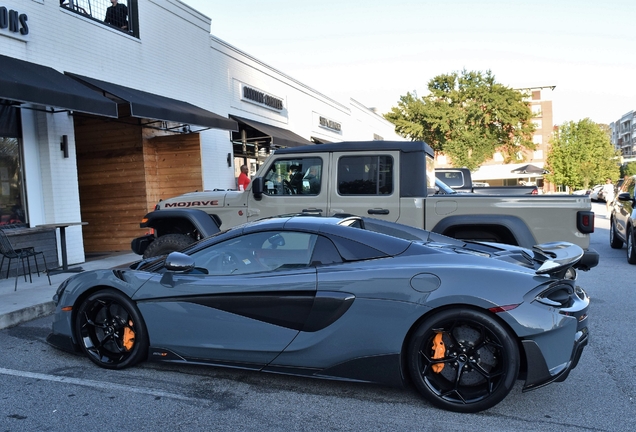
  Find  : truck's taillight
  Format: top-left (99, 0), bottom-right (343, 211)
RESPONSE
top-left (154, 204), bottom-right (160, 211)
top-left (577, 211), bottom-right (594, 234)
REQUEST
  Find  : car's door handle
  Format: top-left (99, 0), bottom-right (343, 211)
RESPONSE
top-left (368, 208), bottom-right (390, 215)
top-left (302, 208), bottom-right (323, 213)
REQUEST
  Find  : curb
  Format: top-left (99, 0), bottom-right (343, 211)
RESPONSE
top-left (0, 301), bottom-right (55, 330)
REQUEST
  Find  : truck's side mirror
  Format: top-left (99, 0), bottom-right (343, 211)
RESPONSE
top-left (252, 177), bottom-right (264, 201)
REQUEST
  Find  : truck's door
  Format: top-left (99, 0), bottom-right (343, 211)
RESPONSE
top-left (327, 151), bottom-right (401, 221)
top-left (246, 154), bottom-right (330, 221)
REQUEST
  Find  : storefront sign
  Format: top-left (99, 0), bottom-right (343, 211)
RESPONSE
top-left (0, 6), bottom-right (28, 36)
top-left (318, 116), bottom-right (342, 133)
top-left (242, 85), bottom-right (283, 111)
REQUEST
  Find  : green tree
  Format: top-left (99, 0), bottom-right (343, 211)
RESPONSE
top-left (384, 69), bottom-right (535, 170)
top-left (620, 161), bottom-right (636, 177)
top-left (545, 119), bottom-right (620, 191)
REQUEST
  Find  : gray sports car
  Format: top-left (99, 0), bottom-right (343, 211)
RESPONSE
top-left (47, 215), bottom-right (592, 413)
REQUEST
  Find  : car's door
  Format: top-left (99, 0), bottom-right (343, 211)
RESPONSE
top-left (328, 152), bottom-right (401, 221)
top-left (246, 155), bottom-right (328, 221)
top-left (614, 176), bottom-right (635, 239)
top-left (132, 230), bottom-right (318, 367)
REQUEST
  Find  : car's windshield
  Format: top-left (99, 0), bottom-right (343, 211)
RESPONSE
top-left (435, 178), bottom-right (457, 194)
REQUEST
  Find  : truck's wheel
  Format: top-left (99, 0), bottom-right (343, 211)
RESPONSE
top-left (142, 234), bottom-right (195, 258)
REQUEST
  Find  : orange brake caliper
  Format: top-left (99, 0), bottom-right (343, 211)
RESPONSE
top-left (431, 332), bottom-right (445, 373)
top-left (123, 320), bottom-right (136, 351)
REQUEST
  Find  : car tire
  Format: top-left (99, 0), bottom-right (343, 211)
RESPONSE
top-left (407, 308), bottom-right (519, 413)
top-left (610, 217), bottom-right (624, 249)
top-left (75, 289), bottom-right (149, 370)
top-left (627, 227), bottom-right (636, 264)
top-left (142, 233), bottom-right (195, 259)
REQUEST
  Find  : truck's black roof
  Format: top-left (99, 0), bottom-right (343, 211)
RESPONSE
top-left (273, 140), bottom-right (434, 157)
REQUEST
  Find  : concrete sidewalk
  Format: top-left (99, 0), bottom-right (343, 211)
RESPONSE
top-left (0, 252), bottom-right (140, 330)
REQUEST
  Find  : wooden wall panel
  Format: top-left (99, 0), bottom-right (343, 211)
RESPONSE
top-left (75, 116), bottom-right (146, 253)
top-left (74, 116), bottom-right (203, 253)
top-left (143, 134), bottom-right (202, 211)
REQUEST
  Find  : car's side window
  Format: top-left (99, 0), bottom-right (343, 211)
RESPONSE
top-left (262, 157), bottom-right (323, 196)
top-left (191, 231), bottom-right (317, 275)
top-left (626, 177), bottom-right (635, 197)
top-left (338, 155), bottom-right (393, 195)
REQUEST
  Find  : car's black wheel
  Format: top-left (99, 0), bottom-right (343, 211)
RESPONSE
top-left (75, 289), bottom-right (149, 369)
top-left (407, 308), bottom-right (519, 413)
top-left (142, 233), bottom-right (194, 258)
top-left (610, 217), bottom-right (624, 249)
top-left (627, 227), bottom-right (636, 264)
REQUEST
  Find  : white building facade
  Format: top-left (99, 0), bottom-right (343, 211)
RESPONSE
top-left (0, 0), bottom-right (402, 262)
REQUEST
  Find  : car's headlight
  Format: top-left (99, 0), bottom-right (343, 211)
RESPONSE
top-left (52, 279), bottom-right (70, 305)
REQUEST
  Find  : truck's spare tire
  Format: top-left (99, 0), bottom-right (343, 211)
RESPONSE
top-left (142, 234), bottom-right (195, 259)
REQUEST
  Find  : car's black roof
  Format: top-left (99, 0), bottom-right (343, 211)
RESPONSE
top-left (272, 140), bottom-right (434, 157)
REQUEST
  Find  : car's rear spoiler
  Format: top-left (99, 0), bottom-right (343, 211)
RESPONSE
top-left (533, 242), bottom-right (599, 275)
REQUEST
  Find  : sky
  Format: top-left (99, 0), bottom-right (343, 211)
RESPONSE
top-left (180, 0), bottom-right (635, 126)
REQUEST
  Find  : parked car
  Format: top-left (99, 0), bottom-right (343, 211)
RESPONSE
top-left (609, 175), bottom-right (636, 263)
top-left (572, 188), bottom-right (591, 196)
top-left (589, 184), bottom-right (604, 201)
top-left (48, 215), bottom-right (592, 413)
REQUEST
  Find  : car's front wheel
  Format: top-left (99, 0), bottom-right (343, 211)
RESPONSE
top-left (407, 308), bottom-right (519, 413)
top-left (75, 289), bottom-right (148, 369)
top-left (610, 217), bottom-right (624, 249)
top-left (627, 227), bottom-right (636, 264)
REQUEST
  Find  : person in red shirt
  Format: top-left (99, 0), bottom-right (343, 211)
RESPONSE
top-left (238, 164), bottom-right (250, 191)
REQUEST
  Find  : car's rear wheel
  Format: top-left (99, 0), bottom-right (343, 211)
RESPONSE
top-left (610, 217), bottom-right (624, 249)
top-left (75, 289), bottom-right (148, 369)
top-left (143, 233), bottom-right (194, 258)
top-left (627, 227), bottom-right (636, 264)
top-left (407, 308), bottom-right (519, 413)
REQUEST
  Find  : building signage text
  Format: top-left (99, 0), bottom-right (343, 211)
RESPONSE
top-left (0, 7), bottom-right (28, 35)
top-left (242, 85), bottom-right (284, 111)
top-left (319, 116), bottom-right (341, 133)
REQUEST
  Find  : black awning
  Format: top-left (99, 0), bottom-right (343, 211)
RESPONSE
top-left (66, 73), bottom-right (238, 131)
top-left (0, 55), bottom-right (118, 117)
top-left (311, 136), bottom-right (332, 144)
top-left (231, 115), bottom-right (313, 148)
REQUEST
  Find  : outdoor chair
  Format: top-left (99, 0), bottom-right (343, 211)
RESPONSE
top-left (0, 229), bottom-right (51, 291)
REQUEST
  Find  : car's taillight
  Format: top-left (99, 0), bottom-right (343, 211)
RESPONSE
top-left (577, 211), bottom-right (594, 234)
top-left (154, 203), bottom-right (160, 211)
top-left (535, 283), bottom-right (578, 308)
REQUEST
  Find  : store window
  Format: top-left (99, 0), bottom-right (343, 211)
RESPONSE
top-left (0, 105), bottom-right (26, 226)
top-left (60, 0), bottom-right (139, 37)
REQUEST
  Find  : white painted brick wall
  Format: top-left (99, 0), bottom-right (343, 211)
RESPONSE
top-left (2, 0), bottom-right (404, 260)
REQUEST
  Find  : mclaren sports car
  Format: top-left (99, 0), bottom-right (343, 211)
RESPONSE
top-left (47, 215), bottom-right (593, 413)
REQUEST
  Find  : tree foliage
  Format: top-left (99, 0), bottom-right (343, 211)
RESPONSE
top-left (620, 161), bottom-right (636, 177)
top-left (545, 119), bottom-right (620, 191)
top-left (384, 70), bottom-right (536, 170)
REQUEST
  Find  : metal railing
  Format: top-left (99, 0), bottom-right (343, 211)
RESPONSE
top-left (60, 0), bottom-right (138, 37)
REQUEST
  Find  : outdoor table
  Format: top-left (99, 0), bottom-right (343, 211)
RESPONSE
top-left (36, 222), bottom-right (88, 274)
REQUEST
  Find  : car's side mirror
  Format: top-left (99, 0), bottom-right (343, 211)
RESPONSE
top-left (617, 192), bottom-right (632, 202)
top-left (252, 177), bottom-right (264, 201)
top-left (164, 252), bottom-right (195, 272)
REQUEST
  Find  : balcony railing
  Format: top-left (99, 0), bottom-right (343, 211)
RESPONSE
top-left (60, 0), bottom-right (138, 37)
